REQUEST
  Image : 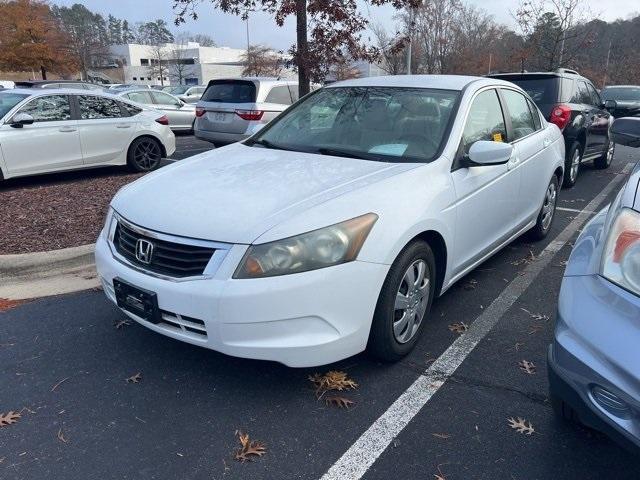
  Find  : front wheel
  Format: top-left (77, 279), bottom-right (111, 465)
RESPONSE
top-left (127, 137), bottom-right (163, 173)
top-left (594, 139), bottom-right (614, 169)
top-left (368, 240), bottom-right (436, 362)
top-left (528, 175), bottom-right (559, 240)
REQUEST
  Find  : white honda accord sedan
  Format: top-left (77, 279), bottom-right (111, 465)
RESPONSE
top-left (0, 89), bottom-right (175, 180)
top-left (96, 75), bottom-right (565, 367)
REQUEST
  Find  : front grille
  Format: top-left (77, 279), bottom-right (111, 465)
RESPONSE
top-left (113, 221), bottom-right (215, 278)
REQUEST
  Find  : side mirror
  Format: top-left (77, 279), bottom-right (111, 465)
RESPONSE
top-left (466, 140), bottom-right (513, 166)
top-left (610, 117), bottom-right (640, 148)
top-left (604, 99), bottom-right (617, 110)
top-left (9, 112), bottom-right (34, 128)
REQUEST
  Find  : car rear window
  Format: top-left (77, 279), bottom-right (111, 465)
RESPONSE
top-left (201, 80), bottom-right (257, 103)
top-left (500, 77), bottom-right (560, 105)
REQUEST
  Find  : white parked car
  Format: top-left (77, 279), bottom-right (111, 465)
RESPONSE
top-left (96, 75), bottom-right (564, 367)
top-left (0, 89), bottom-right (175, 180)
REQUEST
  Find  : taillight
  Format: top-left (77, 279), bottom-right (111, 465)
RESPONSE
top-left (195, 107), bottom-right (205, 117)
top-left (549, 104), bottom-right (572, 131)
top-left (235, 109), bottom-right (264, 121)
top-left (155, 115), bottom-right (169, 126)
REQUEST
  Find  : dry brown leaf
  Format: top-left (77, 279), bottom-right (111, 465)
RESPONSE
top-left (126, 372), bottom-right (142, 383)
top-left (57, 427), bottom-right (68, 443)
top-left (0, 411), bottom-right (21, 428)
top-left (507, 417), bottom-right (535, 435)
top-left (519, 360), bottom-right (536, 375)
top-left (114, 319), bottom-right (131, 330)
top-left (431, 433), bottom-right (451, 439)
top-left (0, 298), bottom-right (23, 312)
top-left (309, 370), bottom-right (358, 397)
top-left (325, 396), bottom-right (355, 409)
top-left (511, 250), bottom-right (536, 266)
top-left (448, 322), bottom-right (468, 334)
top-left (434, 465), bottom-right (448, 479)
top-left (234, 430), bottom-right (266, 462)
top-left (463, 279), bottom-right (478, 290)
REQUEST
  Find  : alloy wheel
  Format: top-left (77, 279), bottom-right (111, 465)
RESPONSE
top-left (134, 139), bottom-right (162, 171)
top-left (605, 142), bottom-right (615, 166)
top-left (393, 259), bottom-right (430, 344)
top-left (541, 181), bottom-right (557, 231)
top-left (569, 148), bottom-right (581, 183)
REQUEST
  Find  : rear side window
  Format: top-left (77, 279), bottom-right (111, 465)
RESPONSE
top-left (18, 95), bottom-right (71, 122)
top-left (201, 80), bottom-right (257, 103)
top-left (501, 89), bottom-right (536, 140)
top-left (288, 84), bottom-right (299, 103)
top-left (120, 102), bottom-right (142, 116)
top-left (527, 99), bottom-right (542, 130)
top-left (586, 83), bottom-right (601, 106)
top-left (78, 95), bottom-right (123, 119)
top-left (572, 81), bottom-right (592, 105)
top-left (126, 91), bottom-right (153, 104)
top-left (151, 92), bottom-right (179, 106)
top-left (503, 77), bottom-right (559, 105)
top-left (462, 89), bottom-right (507, 153)
top-left (264, 86), bottom-right (293, 105)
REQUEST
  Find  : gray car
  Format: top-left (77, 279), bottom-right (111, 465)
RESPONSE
top-left (115, 89), bottom-right (196, 132)
top-left (549, 116), bottom-right (640, 451)
top-left (171, 85), bottom-right (206, 104)
top-left (194, 78), bottom-right (299, 144)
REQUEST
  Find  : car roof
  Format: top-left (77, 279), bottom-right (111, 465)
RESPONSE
top-left (602, 85), bottom-right (640, 89)
top-left (327, 74), bottom-right (511, 91)
top-left (7, 88), bottom-right (126, 99)
top-left (206, 77), bottom-right (298, 86)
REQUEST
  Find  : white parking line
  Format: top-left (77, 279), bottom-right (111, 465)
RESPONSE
top-left (557, 206), bottom-right (595, 214)
top-left (320, 163), bottom-right (635, 480)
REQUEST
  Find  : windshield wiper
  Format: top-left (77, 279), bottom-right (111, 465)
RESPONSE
top-left (317, 147), bottom-right (379, 161)
top-left (248, 138), bottom-right (298, 152)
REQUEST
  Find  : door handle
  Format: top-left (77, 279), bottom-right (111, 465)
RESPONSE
top-left (543, 138), bottom-right (551, 148)
top-left (116, 124), bottom-right (131, 129)
top-left (58, 126), bottom-right (77, 132)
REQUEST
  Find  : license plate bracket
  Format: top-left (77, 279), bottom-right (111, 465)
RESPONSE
top-left (113, 277), bottom-right (161, 324)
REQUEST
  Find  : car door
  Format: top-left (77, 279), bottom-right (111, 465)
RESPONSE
top-left (451, 88), bottom-right (520, 277)
top-left (586, 82), bottom-right (610, 154)
top-left (0, 94), bottom-right (82, 175)
top-left (499, 88), bottom-right (549, 226)
top-left (575, 80), bottom-right (600, 156)
top-left (75, 95), bottom-right (136, 165)
top-left (150, 91), bottom-right (191, 129)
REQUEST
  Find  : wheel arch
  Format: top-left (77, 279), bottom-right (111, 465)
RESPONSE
top-left (401, 230), bottom-right (448, 297)
top-left (128, 133), bottom-right (167, 159)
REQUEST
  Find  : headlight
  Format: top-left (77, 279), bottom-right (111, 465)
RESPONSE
top-left (102, 207), bottom-right (115, 240)
top-left (601, 208), bottom-right (640, 295)
top-left (234, 213), bottom-right (378, 279)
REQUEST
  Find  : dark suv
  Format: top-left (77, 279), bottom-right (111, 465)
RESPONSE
top-left (489, 69), bottom-right (614, 187)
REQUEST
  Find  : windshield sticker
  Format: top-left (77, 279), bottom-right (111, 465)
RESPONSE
top-left (492, 133), bottom-right (503, 142)
top-left (368, 144), bottom-right (408, 156)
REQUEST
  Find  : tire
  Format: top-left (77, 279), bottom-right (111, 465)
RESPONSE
top-left (594, 138), bottom-right (614, 169)
top-left (563, 141), bottom-right (582, 188)
top-left (127, 136), bottom-right (163, 173)
top-left (528, 175), bottom-right (559, 241)
top-left (368, 240), bottom-right (437, 362)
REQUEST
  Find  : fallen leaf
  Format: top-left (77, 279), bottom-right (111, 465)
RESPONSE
top-left (448, 322), bottom-right (468, 334)
top-left (0, 411), bottom-right (21, 427)
top-left (0, 298), bottom-right (23, 312)
top-left (51, 377), bottom-right (70, 392)
top-left (57, 427), bottom-right (68, 443)
top-left (309, 370), bottom-right (358, 397)
top-left (325, 396), bottom-right (355, 409)
top-left (234, 430), bottom-right (266, 462)
top-left (507, 417), bottom-right (535, 435)
top-left (434, 465), bottom-right (448, 480)
top-left (114, 319), bottom-right (131, 329)
top-left (463, 279), bottom-right (478, 290)
top-left (528, 324), bottom-right (544, 335)
top-left (556, 260), bottom-right (568, 267)
top-left (518, 360), bottom-right (536, 375)
top-left (126, 372), bottom-right (142, 383)
top-left (511, 250), bottom-right (536, 266)
top-left (507, 342), bottom-right (525, 352)
top-left (431, 433), bottom-right (451, 439)
top-left (521, 308), bottom-right (549, 321)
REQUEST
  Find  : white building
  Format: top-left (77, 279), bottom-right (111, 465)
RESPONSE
top-left (108, 42), bottom-right (252, 86)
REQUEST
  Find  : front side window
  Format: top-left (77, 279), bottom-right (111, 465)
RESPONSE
top-left (18, 95), bottom-right (71, 122)
top-left (586, 83), bottom-right (601, 107)
top-left (126, 91), bottom-right (153, 104)
top-left (79, 95), bottom-right (123, 119)
top-left (462, 89), bottom-right (506, 153)
top-left (501, 89), bottom-right (536, 141)
top-left (252, 86), bottom-right (459, 163)
top-left (0, 92), bottom-right (29, 119)
top-left (151, 92), bottom-right (179, 106)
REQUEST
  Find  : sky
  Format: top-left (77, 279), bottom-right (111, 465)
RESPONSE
top-left (55, 0), bottom-right (639, 51)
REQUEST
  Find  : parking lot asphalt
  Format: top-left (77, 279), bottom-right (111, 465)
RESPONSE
top-left (171, 133), bottom-right (215, 160)
top-left (2, 146), bottom-right (640, 480)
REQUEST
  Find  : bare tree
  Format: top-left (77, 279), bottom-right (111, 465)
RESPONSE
top-left (169, 42), bottom-right (195, 85)
top-left (371, 24), bottom-right (407, 75)
top-left (514, 0), bottom-right (594, 70)
top-left (241, 45), bottom-right (284, 77)
top-left (147, 43), bottom-right (169, 86)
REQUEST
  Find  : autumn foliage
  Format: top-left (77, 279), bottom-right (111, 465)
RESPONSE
top-left (0, 0), bottom-right (78, 77)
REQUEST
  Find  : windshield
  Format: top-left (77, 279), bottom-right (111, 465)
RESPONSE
top-left (602, 87), bottom-right (640, 102)
top-left (0, 92), bottom-right (29, 119)
top-left (171, 86), bottom-right (189, 95)
top-left (250, 87), bottom-right (459, 163)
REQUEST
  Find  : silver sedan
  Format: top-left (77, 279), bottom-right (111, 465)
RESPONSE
top-left (114, 89), bottom-right (196, 132)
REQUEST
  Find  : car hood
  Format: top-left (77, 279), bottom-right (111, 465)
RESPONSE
top-left (111, 143), bottom-right (419, 244)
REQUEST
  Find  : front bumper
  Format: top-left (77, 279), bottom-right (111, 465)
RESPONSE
top-left (95, 234), bottom-right (389, 367)
top-left (550, 273), bottom-right (640, 451)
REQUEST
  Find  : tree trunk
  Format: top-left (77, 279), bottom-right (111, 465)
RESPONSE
top-left (296, 0), bottom-right (310, 97)
top-left (40, 66), bottom-right (47, 80)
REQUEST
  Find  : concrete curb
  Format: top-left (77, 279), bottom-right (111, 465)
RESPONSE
top-left (0, 244), bottom-right (98, 300)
